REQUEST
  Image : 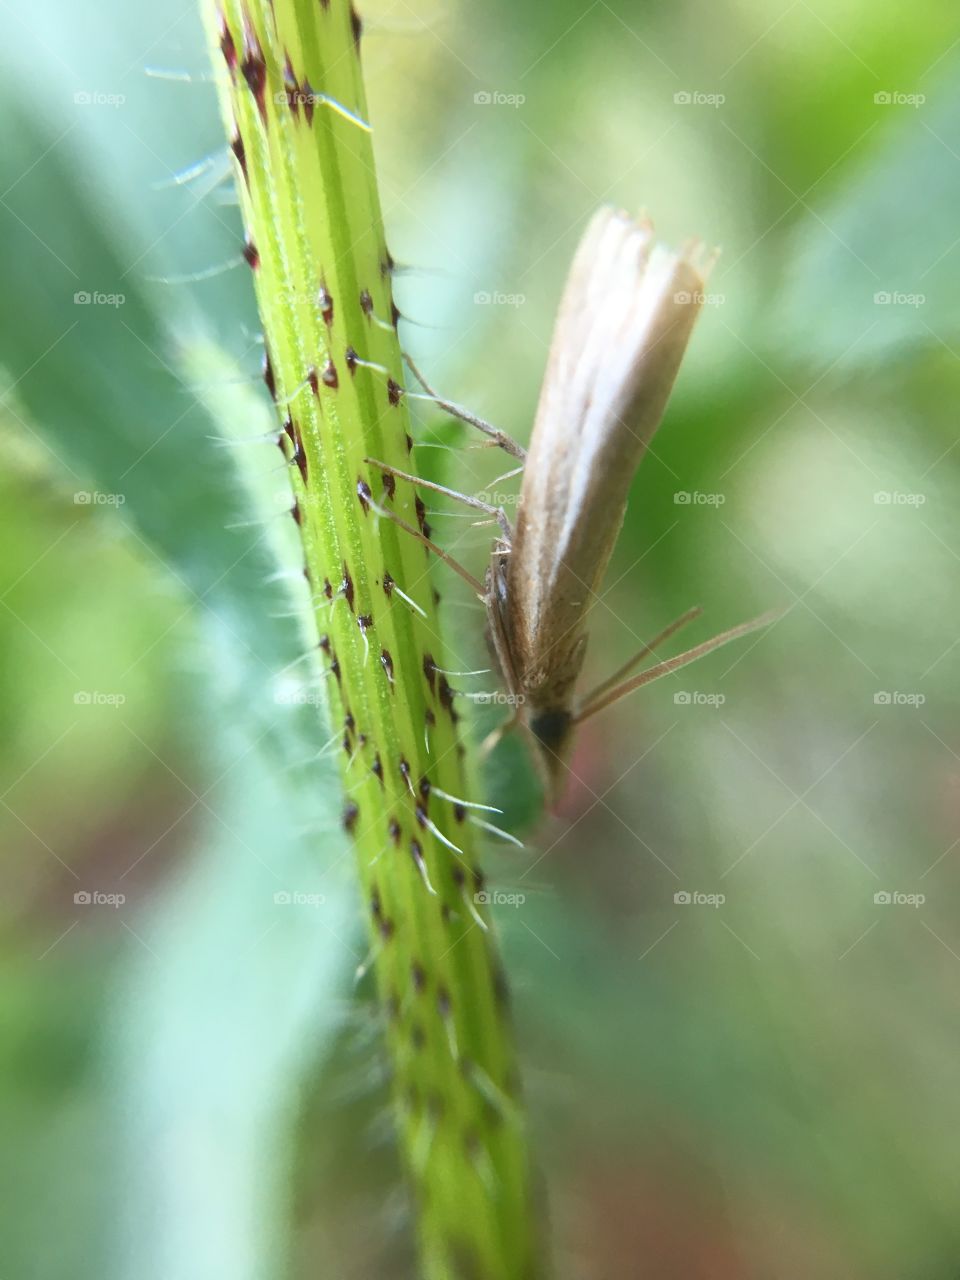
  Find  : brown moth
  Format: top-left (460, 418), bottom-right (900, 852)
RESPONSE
top-left (369, 205), bottom-right (778, 799)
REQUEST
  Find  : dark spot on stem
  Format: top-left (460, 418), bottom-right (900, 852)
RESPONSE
top-left (357, 478), bottom-right (372, 514)
top-left (380, 648), bottom-right (394, 686)
top-left (423, 654), bottom-right (436, 694)
top-left (382, 571), bottom-right (394, 598)
top-left (307, 366), bottom-right (319, 396)
top-left (340, 562), bottom-right (355, 611)
top-left (350, 5), bottom-right (363, 49)
top-left (261, 348), bottom-right (274, 397)
top-left (388, 817), bottom-right (401, 846)
top-left (240, 33), bottom-right (267, 122)
top-left (323, 578), bottom-right (333, 600)
top-left (344, 346), bottom-right (358, 374)
top-left (411, 960), bottom-right (426, 992)
top-left (318, 283), bottom-right (333, 327)
top-left (219, 19), bottom-right (237, 71)
top-left (372, 754), bottom-right (384, 786)
top-left (382, 472), bottom-right (396, 501)
top-left (322, 358), bottom-right (338, 388)
top-left (230, 131), bottom-right (247, 181)
top-left (343, 802), bottom-right (359, 834)
top-left (453, 802), bottom-right (466, 823)
top-left (415, 497), bottom-right (426, 533)
top-left (387, 378), bottom-right (402, 406)
top-left (359, 288), bottom-right (373, 315)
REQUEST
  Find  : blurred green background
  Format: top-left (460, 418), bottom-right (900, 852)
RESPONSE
top-left (5, 0), bottom-right (960, 1276)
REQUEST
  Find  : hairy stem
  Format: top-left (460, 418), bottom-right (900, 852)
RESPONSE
top-left (200, 1), bottom-right (540, 1275)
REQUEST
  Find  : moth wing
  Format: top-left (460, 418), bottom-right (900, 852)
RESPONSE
top-left (507, 206), bottom-right (710, 705)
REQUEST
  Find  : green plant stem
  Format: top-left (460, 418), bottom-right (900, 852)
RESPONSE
top-left (200, 1), bottom-right (541, 1275)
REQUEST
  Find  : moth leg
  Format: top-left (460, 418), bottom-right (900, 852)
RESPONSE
top-left (479, 710), bottom-right (520, 759)
top-left (365, 494), bottom-right (487, 596)
top-left (402, 352), bottom-right (527, 462)
top-left (575, 607), bottom-right (784, 723)
top-left (364, 457), bottom-right (513, 541)
top-left (579, 605), bottom-right (704, 711)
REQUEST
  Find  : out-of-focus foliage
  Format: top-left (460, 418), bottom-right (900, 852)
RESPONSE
top-left (2, 0), bottom-right (959, 1277)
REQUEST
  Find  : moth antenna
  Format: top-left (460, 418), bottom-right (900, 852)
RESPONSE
top-left (147, 254), bottom-right (243, 284)
top-left (402, 353), bottom-right (527, 461)
top-left (428, 785), bottom-right (502, 815)
top-left (469, 816), bottom-right (524, 848)
top-left (576, 607), bottom-right (785, 723)
top-left (580, 605), bottom-right (704, 708)
top-left (364, 457), bottom-right (513, 540)
top-left (366, 496), bottom-right (486, 595)
top-left (144, 65), bottom-right (214, 82)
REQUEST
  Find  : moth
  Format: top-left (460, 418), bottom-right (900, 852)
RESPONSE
top-left (370, 206), bottom-right (778, 799)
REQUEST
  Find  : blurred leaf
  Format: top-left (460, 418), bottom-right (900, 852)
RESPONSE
top-left (774, 66), bottom-right (960, 372)
top-left (0, 80), bottom-right (354, 1280)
